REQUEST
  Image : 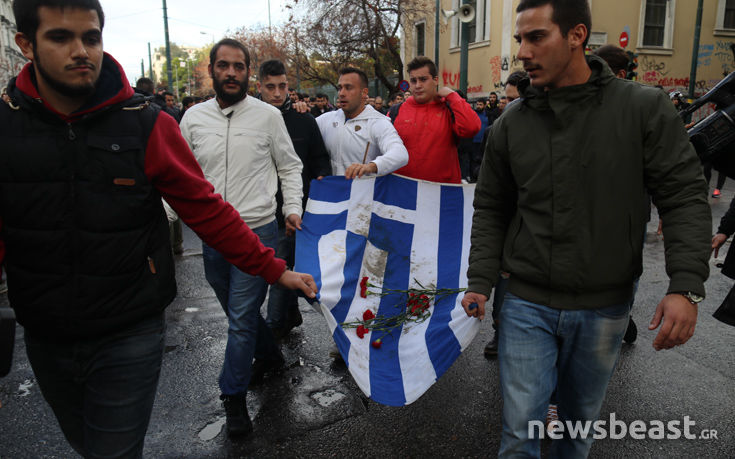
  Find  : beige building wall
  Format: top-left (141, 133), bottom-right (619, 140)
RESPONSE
top-left (402, 0), bottom-right (735, 101)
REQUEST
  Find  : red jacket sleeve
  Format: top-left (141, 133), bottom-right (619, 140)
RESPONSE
top-left (144, 112), bottom-right (286, 284)
top-left (445, 91), bottom-right (481, 139)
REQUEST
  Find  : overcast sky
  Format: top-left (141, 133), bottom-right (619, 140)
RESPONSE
top-left (101, 0), bottom-right (290, 85)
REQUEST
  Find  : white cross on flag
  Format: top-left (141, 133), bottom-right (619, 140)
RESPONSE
top-left (294, 175), bottom-right (480, 406)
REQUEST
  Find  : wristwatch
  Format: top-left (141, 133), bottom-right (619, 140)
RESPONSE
top-left (674, 291), bottom-right (704, 305)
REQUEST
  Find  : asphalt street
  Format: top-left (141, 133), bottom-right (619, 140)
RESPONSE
top-left (1, 188), bottom-right (734, 458)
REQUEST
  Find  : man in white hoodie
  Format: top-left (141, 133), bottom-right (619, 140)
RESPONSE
top-left (316, 67), bottom-right (408, 179)
top-left (316, 67), bottom-right (408, 360)
top-left (180, 39), bottom-right (304, 438)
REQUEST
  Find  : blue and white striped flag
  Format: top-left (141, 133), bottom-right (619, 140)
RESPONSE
top-left (295, 174), bottom-right (480, 406)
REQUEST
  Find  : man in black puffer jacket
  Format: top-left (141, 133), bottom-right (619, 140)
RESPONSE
top-left (256, 59), bottom-right (332, 340)
top-left (0, 1), bottom-right (317, 456)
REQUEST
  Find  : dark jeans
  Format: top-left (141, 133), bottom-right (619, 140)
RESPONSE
top-left (266, 226), bottom-right (299, 329)
top-left (471, 142), bottom-right (485, 182)
top-left (24, 313), bottom-right (166, 459)
top-left (704, 162), bottom-right (726, 190)
top-left (202, 219), bottom-right (281, 395)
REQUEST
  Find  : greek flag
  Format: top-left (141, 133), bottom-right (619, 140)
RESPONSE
top-left (294, 175), bottom-right (479, 406)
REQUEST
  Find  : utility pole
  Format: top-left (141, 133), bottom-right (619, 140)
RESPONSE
top-left (434, 0), bottom-right (440, 67)
top-left (147, 42), bottom-right (153, 80)
top-left (459, 0), bottom-right (469, 94)
top-left (140, 59), bottom-right (144, 79)
top-left (268, 0), bottom-right (272, 39)
top-left (295, 30), bottom-right (301, 91)
top-left (687, 0), bottom-right (704, 103)
top-left (162, 0), bottom-right (173, 89)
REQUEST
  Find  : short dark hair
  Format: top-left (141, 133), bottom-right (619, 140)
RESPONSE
top-left (14, 0), bottom-right (105, 42)
top-left (339, 67), bottom-right (368, 88)
top-left (258, 59), bottom-right (286, 81)
top-left (135, 77), bottom-right (154, 94)
top-left (506, 70), bottom-right (528, 87)
top-left (163, 92), bottom-right (174, 98)
top-left (407, 56), bottom-right (437, 78)
top-left (316, 93), bottom-right (327, 99)
top-left (209, 38), bottom-right (250, 70)
top-left (516, 0), bottom-right (591, 47)
top-left (593, 45), bottom-right (628, 75)
top-left (389, 92), bottom-right (404, 102)
top-left (182, 96), bottom-right (194, 106)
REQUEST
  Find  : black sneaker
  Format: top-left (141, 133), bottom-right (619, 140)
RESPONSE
top-left (623, 317), bottom-right (637, 344)
top-left (484, 332), bottom-right (498, 358)
top-left (221, 394), bottom-right (253, 437)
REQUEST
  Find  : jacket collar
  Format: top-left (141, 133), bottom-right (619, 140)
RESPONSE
top-left (520, 54), bottom-right (615, 111)
top-left (11, 52), bottom-right (134, 122)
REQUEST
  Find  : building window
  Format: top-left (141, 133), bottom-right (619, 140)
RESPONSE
top-left (716, 0), bottom-right (735, 31)
top-left (727, 0), bottom-right (735, 28)
top-left (415, 22), bottom-right (425, 56)
top-left (639, 0), bottom-right (675, 48)
top-left (450, 0), bottom-right (490, 48)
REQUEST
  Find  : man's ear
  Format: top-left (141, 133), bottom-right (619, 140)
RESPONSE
top-left (15, 33), bottom-right (34, 61)
top-left (256, 81), bottom-right (261, 92)
top-left (568, 24), bottom-right (588, 50)
top-left (207, 64), bottom-right (213, 78)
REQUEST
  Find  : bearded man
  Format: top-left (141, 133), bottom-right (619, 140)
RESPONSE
top-left (180, 38), bottom-right (304, 438)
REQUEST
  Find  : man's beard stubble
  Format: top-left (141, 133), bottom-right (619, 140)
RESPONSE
top-left (212, 75), bottom-right (248, 105)
top-left (35, 54), bottom-right (97, 98)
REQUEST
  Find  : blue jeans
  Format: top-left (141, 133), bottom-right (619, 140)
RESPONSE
top-left (498, 293), bottom-right (631, 459)
top-left (202, 219), bottom-right (280, 396)
top-left (24, 313), bottom-right (165, 459)
top-left (266, 226), bottom-right (299, 329)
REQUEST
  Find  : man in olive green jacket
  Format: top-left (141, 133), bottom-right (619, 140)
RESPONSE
top-left (461, 1), bottom-right (710, 457)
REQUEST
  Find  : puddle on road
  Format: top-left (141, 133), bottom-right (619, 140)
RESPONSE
top-left (17, 379), bottom-right (33, 397)
top-left (198, 416), bottom-right (225, 441)
top-left (311, 389), bottom-right (346, 407)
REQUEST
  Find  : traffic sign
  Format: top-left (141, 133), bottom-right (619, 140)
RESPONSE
top-left (398, 80), bottom-right (410, 92)
top-left (619, 31), bottom-right (629, 48)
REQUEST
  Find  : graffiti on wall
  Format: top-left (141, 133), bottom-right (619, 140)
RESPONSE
top-left (442, 69), bottom-right (459, 87)
top-left (714, 40), bottom-right (734, 72)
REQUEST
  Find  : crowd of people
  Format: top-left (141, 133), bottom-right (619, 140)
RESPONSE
top-left (0, 0), bottom-right (728, 458)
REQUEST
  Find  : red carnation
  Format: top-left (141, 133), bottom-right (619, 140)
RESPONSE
top-left (360, 276), bottom-right (369, 298)
top-left (363, 310), bottom-right (375, 321)
top-left (372, 339), bottom-right (382, 349)
top-left (356, 325), bottom-right (368, 339)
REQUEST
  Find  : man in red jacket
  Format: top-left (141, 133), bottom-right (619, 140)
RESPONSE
top-left (390, 56), bottom-right (481, 183)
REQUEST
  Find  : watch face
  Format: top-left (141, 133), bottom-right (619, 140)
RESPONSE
top-left (686, 292), bottom-right (704, 303)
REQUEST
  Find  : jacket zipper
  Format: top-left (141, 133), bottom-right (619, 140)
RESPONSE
top-left (225, 116), bottom-right (230, 202)
top-left (67, 122), bottom-right (79, 302)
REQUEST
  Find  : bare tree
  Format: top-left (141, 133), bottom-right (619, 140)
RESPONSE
top-left (287, 0), bottom-right (429, 93)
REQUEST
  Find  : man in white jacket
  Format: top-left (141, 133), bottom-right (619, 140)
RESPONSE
top-left (316, 67), bottom-right (408, 179)
top-left (180, 39), bottom-right (303, 438)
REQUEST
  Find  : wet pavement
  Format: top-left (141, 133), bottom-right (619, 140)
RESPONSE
top-left (1, 189), bottom-right (735, 458)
